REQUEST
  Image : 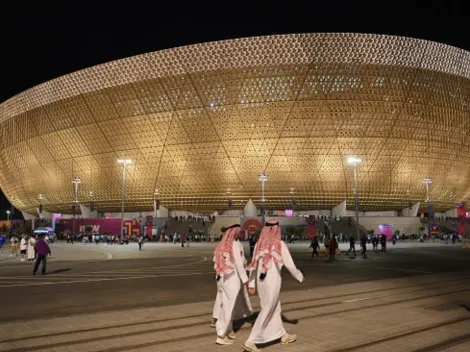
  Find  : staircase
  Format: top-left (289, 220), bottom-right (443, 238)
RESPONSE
top-left (330, 218), bottom-right (367, 237)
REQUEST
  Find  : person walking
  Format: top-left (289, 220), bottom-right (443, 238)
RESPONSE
top-left (27, 235), bottom-right (36, 261)
top-left (360, 234), bottom-right (368, 259)
top-left (20, 235), bottom-right (28, 261)
top-left (213, 224), bottom-right (252, 345)
top-left (243, 221), bottom-right (304, 352)
top-left (10, 235), bottom-right (19, 257)
top-left (138, 236), bottom-right (143, 250)
top-left (249, 234), bottom-right (256, 258)
top-left (348, 235), bottom-right (356, 258)
top-left (310, 236), bottom-right (320, 258)
top-left (33, 234), bottom-right (51, 276)
top-left (329, 235), bottom-right (338, 260)
top-left (0, 235), bottom-right (5, 252)
top-left (380, 234), bottom-right (387, 252)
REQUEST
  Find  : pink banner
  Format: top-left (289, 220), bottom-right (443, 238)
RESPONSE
top-left (56, 218), bottom-right (142, 236)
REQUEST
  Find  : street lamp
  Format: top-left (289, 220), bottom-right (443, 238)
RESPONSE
top-left (423, 177), bottom-right (432, 203)
top-left (226, 189), bottom-right (232, 217)
top-left (259, 173), bottom-right (268, 223)
top-left (6, 210), bottom-right (11, 221)
top-left (347, 156), bottom-right (362, 241)
top-left (423, 177), bottom-right (433, 237)
top-left (117, 159), bottom-right (132, 242)
top-left (72, 177), bottom-right (81, 236)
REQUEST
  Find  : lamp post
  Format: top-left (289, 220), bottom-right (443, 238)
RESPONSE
top-left (117, 159), bottom-right (132, 242)
top-left (226, 189), bottom-right (232, 217)
top-left (423, 177), bottom-right (433, 237)
top-left (6, 210), bottom-right (10, 221)
top-left (259, 173), bottom-right (268, 224)
top-left (72, 177), bottom-right (81, 236)
top-left (347, 156), bottom-right (362, 241)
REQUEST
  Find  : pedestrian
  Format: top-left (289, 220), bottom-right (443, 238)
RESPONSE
top-left (181, 234), bottom-right (185, 247)
top-left (213, 224), bottom-right (252, 345)
top-left (329, 234), bottom-right (338, 260)
top-left (138, 236), bottom-right (143, 250)
top-left (348, 235), bottom-right (356, 258)
top-left (249, 234), bottom-right (256, 258)
top-left (380, 234), bottom-right (387, 252)
top-left (0, 235), bottom-right (5, 252)
top-left (372, 236), bottom-right (378, 252)
top-left (33, 234), bottom-right (51, 276)
top-left (310, 236), bottom-right (320, 258)
top-left (20, 235), bottom-right (28, 261)
top-left (360, 234), bottom-right (368, 259)
top-left (10, 234), bottom-right (19, 257)
top-left (28, 235), bottom-right (36, 261)
top-left (243, 221), bottom-right (304, 352)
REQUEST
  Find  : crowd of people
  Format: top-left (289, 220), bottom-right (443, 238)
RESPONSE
top-left (0, 233), bottom-right (51, 275)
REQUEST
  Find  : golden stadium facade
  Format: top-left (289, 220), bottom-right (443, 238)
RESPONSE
top-left (1, 33), bottom-right (470, 214)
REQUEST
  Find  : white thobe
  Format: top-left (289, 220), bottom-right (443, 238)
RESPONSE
top-left (212, 241), bottom-right (253, 320)
top-left (246, 241), bottom-right (304, 344)
top-left (27, 238), bottom-right (36, 260)
top-left (215, 241), bottom-right (251, 338)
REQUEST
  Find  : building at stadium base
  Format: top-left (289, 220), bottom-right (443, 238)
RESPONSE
top-left (1, 33), bottom-right (470, 236)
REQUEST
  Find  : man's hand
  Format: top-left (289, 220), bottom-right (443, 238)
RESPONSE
top-left (248, 287), bottom-right (256, 295)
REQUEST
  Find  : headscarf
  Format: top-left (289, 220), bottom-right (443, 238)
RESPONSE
top-left (248, 220), bottom-right (283, 273)
top-left (213, 224), bottom-right (241, 277)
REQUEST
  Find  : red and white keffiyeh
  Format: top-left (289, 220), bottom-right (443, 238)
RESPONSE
top-left (248, 220), bottom-right (283, 273)
top-left (213, 224), bottom-right (240, 277)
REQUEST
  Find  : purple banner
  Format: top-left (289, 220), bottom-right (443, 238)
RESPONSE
top-left (56, 218), bottom-right (142, 236)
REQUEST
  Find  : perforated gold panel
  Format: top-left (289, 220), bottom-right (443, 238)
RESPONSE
top-left (1, 33), bottom-right (470, 214)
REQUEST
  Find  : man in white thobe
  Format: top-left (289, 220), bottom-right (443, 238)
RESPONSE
top-left (243, 221), bottom-right (304, 352)
top-left (27, 235), bottom-right (36, 261)
top-left (211, 238), bottom-right (253, 327)
top-left (213, 224), bottom-right (252, 345)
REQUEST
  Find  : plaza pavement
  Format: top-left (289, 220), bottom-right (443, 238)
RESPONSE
top-left (0, 240), bottom-right (459, 264)
top-left (0, 270), bottom-right (469, 351)
top-left (0, 241), bottom-right (469, 351)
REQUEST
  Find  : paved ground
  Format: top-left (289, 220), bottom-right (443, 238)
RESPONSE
top-left (0, 241), bottom-right (469, 351)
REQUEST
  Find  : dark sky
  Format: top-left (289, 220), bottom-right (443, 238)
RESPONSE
top-left (0, 0), bottom-right (469, 218)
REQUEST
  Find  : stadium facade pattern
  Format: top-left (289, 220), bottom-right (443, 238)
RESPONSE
top-left (0, 33), bottom-right (469, 214)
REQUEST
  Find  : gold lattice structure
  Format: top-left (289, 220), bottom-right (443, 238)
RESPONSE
top-left (1, 33), bottom-right (470, 214)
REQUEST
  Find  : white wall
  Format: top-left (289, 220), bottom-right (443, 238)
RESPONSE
top-left (156, 206), bottom-right (169, 218)
top-left (332, 200), bottom-right (347, 217)
top-left (169, 210), bottom-right (197, 218)
top-left (105, 211), bottom-right (155, 219)
top-left (362, 211), bottom-right (398, 217)
top-left (244, 199), bottom-right (257, 217)
top-left (358, 216), bottom-right (421, 234)
top-left (295, 210), bottom-right (331, 216)
top-left (220, 210), bottom-right (243, 217)
top-left (446, 208), bottom-right (458, 217)
top-left (402, 202), bottom-right (420, 217)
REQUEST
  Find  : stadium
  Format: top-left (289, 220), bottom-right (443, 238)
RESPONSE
top-left (0, 33), bottom-right (469, 215)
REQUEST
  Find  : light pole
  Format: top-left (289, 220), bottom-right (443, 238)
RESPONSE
top-left (347, 156), bottom-right (362, 241)
top-left (423, 177), bottom-right (433, 237)
top-left (226, 189), bottom-right (232, 217)
top-left (6, 210), bottom-right (10, 221)
top-left (72, 177), bottom-right (81, 236)
top-left (259, 173), bottom-right (268, 224)
top-left (118, 159), bottom-right (132, 242)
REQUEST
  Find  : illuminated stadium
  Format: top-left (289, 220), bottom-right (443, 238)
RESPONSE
top-left (0, 33), bottom-right (469, 214)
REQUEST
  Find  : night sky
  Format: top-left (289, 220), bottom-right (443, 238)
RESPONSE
top-left (0, 0), bottom-right (469, 219)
